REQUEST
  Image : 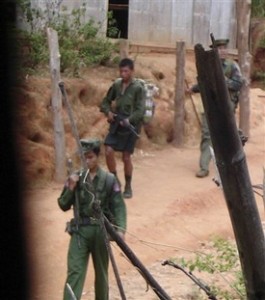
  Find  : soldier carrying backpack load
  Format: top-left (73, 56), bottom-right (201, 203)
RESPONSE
top-left (100, 58), bottom-right (145, 199)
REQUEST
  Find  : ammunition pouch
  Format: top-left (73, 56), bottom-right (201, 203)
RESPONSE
top-left (65, 219), bottom-right (77, 235)
top-left (65, 217), bottom-right (101, 235)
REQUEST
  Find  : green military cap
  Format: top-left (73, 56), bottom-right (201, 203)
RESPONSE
top-left (209, 39), bottom-right (229, 48)
top-left (80, 138), bottom-right (101, 153)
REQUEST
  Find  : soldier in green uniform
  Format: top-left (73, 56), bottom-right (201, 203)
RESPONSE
top-left (58, 139), bottom-right (127, 300)
top-left (188, 39), bottom-right (243, 178)
top-left (100, 58), bottom-right (145, 198)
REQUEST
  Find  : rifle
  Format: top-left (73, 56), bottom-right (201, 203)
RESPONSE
top-left (66, 158), bottom-right (81, 248)
top-left (109, 113), bottom-right (140, 138)
top-left (58, 82), bottom-right (86, 167)
top-left (185, 79), bottom-right (202, 128)
top-left (162, 260), bottom-right (217, 300)
top-left (58, 82), bottom-right (84, 250)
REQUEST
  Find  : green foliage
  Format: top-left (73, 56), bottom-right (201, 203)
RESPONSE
top-left (175, 237), bottom-right (246, 300)
top-left (251, 0), bottom-right (265, 18)
top-left (107, 11), bottom-right (120, 38)
top-left (17, 1), bottom-right (119, 74)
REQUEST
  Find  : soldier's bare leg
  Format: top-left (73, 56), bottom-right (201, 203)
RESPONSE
top-left (122, 151), bottom-right (133, 198)
top-left (105, 145), bottom-right (122, 186)
top-left (105, 145), bottom-right (116, 173)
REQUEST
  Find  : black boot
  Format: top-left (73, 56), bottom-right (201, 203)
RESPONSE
top-left (123, 175), bottom-right (133, 199)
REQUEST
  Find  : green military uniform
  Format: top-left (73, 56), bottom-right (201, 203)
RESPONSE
top-left (192, 39), bottom-right (243, 176)
top-left (58, 141), bottom-right (126, 300)
top-left (100, 78), bottom-right (145, 153)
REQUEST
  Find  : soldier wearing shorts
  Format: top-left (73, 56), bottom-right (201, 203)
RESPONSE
top-left (100, 58), bottom-right (145, 198)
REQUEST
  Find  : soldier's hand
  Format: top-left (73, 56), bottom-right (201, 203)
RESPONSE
top-left (68, 173), bottom-right (79, 190)
top-left (107, 111), bottom-right (115, 123)
top-left (185, 87), bottom-right (193, 95)
top-left (117, 231), bottom-right (125, 241)
top-left (120, 118), bottom-right (130, 127)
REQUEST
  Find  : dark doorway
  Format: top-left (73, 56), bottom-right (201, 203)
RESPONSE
top-left (107, 0), bottom-right (129, 39)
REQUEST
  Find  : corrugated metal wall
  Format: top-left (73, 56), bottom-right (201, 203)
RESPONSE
top-left (26, 0), bottom-right (237, 48)
top-left (128, 0), bottom-right (237, 48)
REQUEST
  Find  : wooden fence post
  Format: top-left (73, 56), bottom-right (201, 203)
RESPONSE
top-left (195, 43), bottom-right (265, 299)
top-left (236, 0), bottom-right (252, 137)
top-left (173, 41), bottom-right (185, 147)
top-left (47, 27), bottom-right (66, 182)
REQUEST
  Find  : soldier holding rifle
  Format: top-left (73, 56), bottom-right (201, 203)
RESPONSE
top-left (100, 58), bottom-right (145, 199)
top-left (187, 39), bottom-right (243, 178)
top-left (58, 139), bottom-right (126, 300)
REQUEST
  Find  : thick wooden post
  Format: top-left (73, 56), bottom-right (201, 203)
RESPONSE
top-left (47, 27), bottom-right (66, 182)
top-left (194, 43), bottom-right (265, 300)
top-left (173, 41), bottom-right (185, 147)
top-left (236, 0), bottom-right (252, 137)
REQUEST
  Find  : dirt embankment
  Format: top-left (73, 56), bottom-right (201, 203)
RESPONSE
top-left (14, 52), bottom-right (200, 186)
top-left (15, 52), bottom-right (264, 187)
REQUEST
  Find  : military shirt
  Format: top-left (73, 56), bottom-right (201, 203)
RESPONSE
top-left (222, 59), bottom-right (243, 98)
top-left (191, 58), bottom-right (243, 111)
top-left (100, 78), bottom-right (145, 126)
top-left (58, 167), bottom-right (126, 232)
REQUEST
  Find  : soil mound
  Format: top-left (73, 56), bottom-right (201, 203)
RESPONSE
top-left (14, 53), bottom-right (264, 186)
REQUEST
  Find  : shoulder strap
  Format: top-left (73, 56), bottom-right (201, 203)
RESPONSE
top-left (97, 170), bottom-right (107, 193)
top-left (105, 173), bottom-right (115, 197)
top-left (96, 170), bottom-right (115, 197)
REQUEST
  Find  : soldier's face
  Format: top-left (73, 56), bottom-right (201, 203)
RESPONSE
top-left (119, 66), bottom-right (133, 82)
top-left (218, 45), bottom-right (228, 60)
top-left (85, 151), bottom-right (98, 170)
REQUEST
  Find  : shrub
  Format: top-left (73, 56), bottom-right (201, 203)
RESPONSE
top-left (174, 237), bottom-right (246, 300)
top-left (17, 1), bottom-right (119, 74)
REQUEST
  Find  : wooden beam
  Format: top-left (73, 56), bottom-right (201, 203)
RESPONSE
top-left (109, 4), bottom-right (128, 10)
top-left (195, 42), bottom-right (265, 299)
top-left (236, 0), bottom-right (252, 137)
top-left (173, 41), bottom-right (185, 147)
top-left (47, 27), bottom-right (66, 182)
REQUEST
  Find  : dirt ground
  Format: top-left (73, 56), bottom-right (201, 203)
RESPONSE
top-left (21, 52), bottom-right (265, 299)
top-left (24, 116), bottom-right (265, 299)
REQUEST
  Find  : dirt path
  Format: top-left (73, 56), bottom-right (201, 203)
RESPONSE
top-left (24, 118), bottom-right (265, 299)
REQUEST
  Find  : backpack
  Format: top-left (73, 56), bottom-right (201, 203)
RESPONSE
top-left (114, 78), bottom-right (159, 125)
top-left (136, 78), bottom-right (159, 124)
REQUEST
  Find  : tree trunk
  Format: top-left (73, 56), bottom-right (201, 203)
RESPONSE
top-left (173, 41), bottom-right (185, 147)
top-left (47, 27), bottom-right (66, 182)
top-left (194, 43), bottom-right (265, 299)
top-left (236, 0), bottom-right (252, 137)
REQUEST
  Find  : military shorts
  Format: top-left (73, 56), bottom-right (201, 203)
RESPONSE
top-left (104, 126), bottom-right (140, 154)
